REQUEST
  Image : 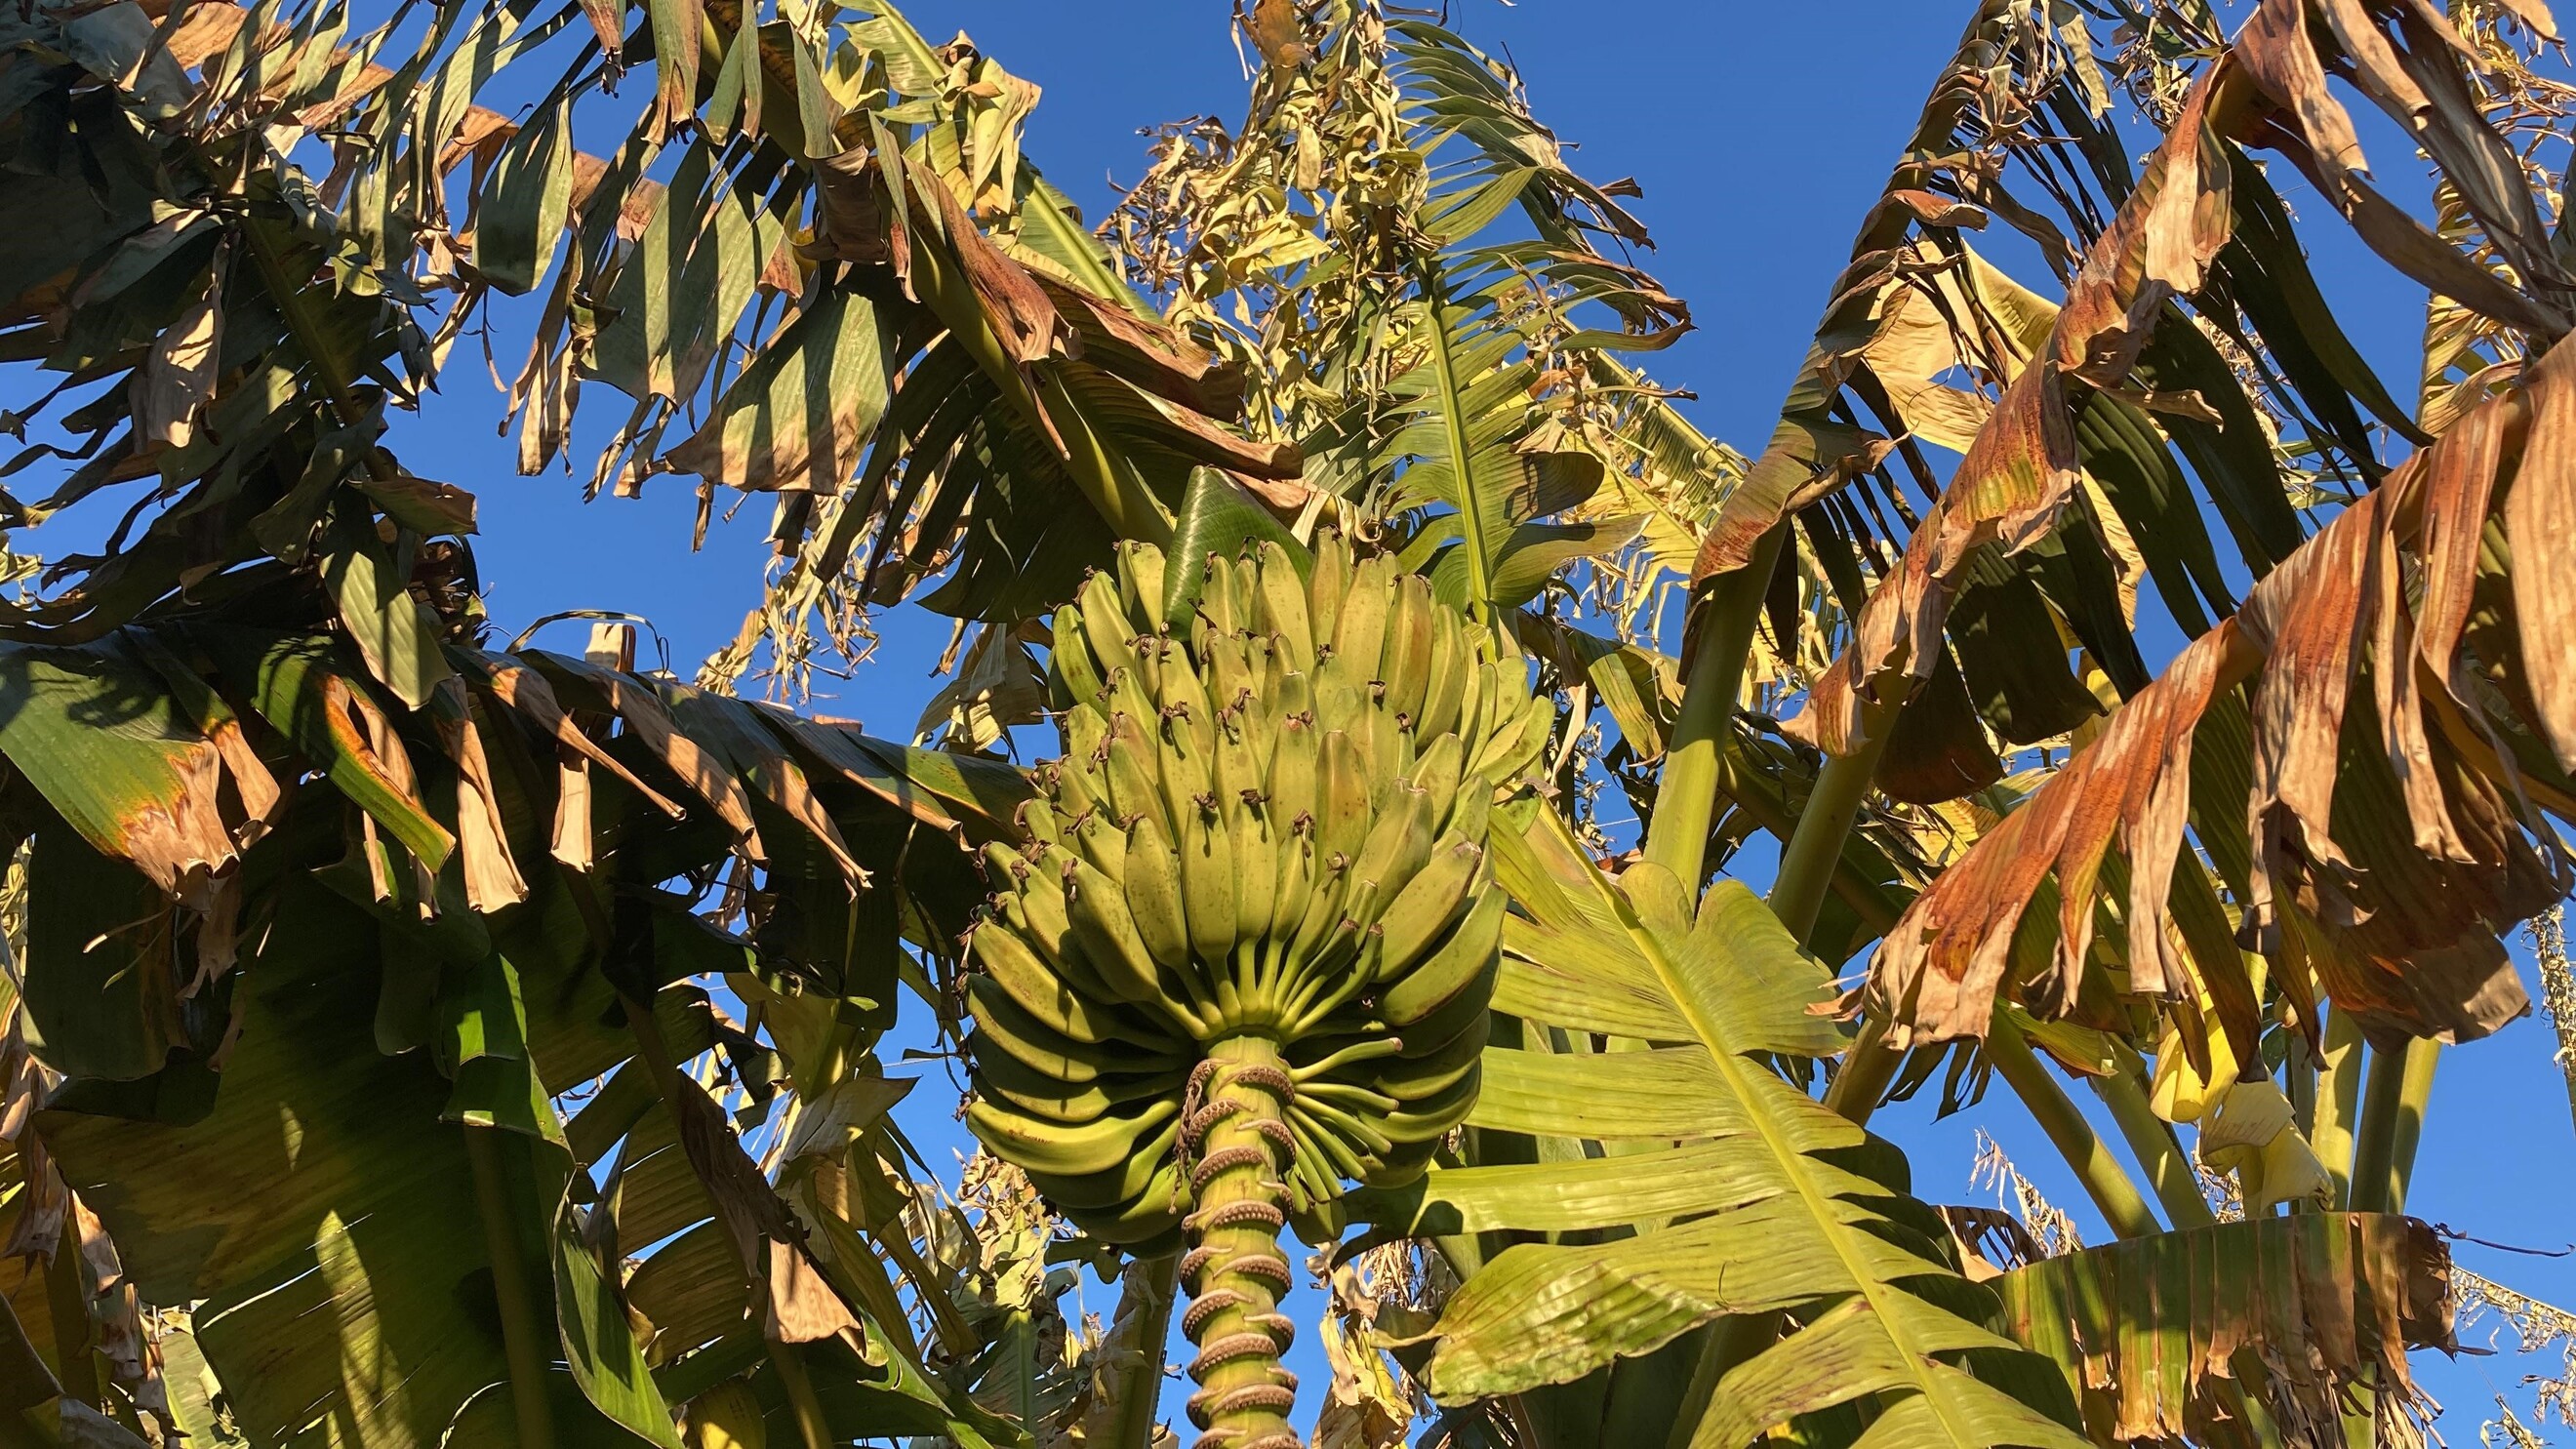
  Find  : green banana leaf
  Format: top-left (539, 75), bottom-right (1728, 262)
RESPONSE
top-left (1362, 811), bottom-right (2088, 1448)
top-left (42, 880), bottom-right (555, 1449)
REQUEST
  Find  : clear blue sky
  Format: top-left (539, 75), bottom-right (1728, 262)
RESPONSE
top-left (355, 0), bottom-right (2576, 1434)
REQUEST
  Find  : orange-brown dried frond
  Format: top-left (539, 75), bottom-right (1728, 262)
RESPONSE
top-left (1871, 341), bottom-right (2576, 1052)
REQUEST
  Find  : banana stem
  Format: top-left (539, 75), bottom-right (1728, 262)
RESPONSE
top-left (2311, 1009), bottom-right (2366, 1205)
top-left (1985, 1015), bottom-right (2161, 1240)
top-left (463, 1125), bottom-right (557, 1449)
top-left (1179, 1036), bottom-right (1303, 1449)
top-left (1640, 526), bottom-right (1789, 887)
top-left (1768, 690), bottom-right (1902, 946)
top-left (2090, 1056), bottom-right (2217, 1229)
top-left (1097, 1252), bottom-right (1182, 1449)
top-left (1711, 744), bottom-right (1904, 937)
top-left (2348, 1038), bottom-right (2438, 1216)
top-left (1824, 1016), bottom-right (1901, 1126)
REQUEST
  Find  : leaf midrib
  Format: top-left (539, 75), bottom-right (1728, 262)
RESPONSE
top-left (1581, 865), bottom-right (1981, 1447)
top-left (1415, 262), bottom-right (1500, 621)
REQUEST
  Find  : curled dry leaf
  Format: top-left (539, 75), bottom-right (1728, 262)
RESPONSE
top-left (1996, 1213), bottom-right (2453, 1445)
top-left (1694, 0), bottom-right (2122, 582)
top-left (428, 678), bottom-right (529, 914)
top-left (1870, 339), bottom-right (2576, 1052)
top-left (131, 249), bottom-right (223, 450)
top-left (1788, 68), bottom-right (2238, 757)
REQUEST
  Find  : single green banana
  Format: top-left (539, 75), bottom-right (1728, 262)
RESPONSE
top-left (971, 1050), bottom-right (1185, 1125)
top-left (1330, 553), bottom-right (1391, 685)
top-left (1471, 689), bottom-right (1556, 785)
top-left (1205, 548), bottom-right (1246, 634)
top-left (972, 918), bottom-right (1151, 1047)
top-left (1079, 571), bottom-right (1140, 680)
top-left (1439, 788), bottom-right (1492, 866)
top-left (1351, 702), bottom-right (1405, 815)
top-left (1116, 540), bottom-right (1164, 624)
top-left (1312, 730), bottom-right (1372, 871)
top-left (1100, 718), bottom-right (1172, 836)
top-left (1378, 886), bottom-right (1506, 1026)
top-left (1369, 834), bottom-right (1483, 981)
top-left (1022, 1113), bottom-right (1185, 1211)
top-left (1153, 704), bottom-right (1219, 845)
top-left (1308, 666), bottom-right (1367, 743)
top-left (1068, 801), bottom-right (1127, 888)
top-left (1456, 660), bottom-right (1501, 757)
top-left (1212, 719), bottom-right (1274, 953)
top-left (1228, 801), bottom-right (1276, 974)
top-left (1261, 827), bottom-right (1315, 999)
top-left (1287, 1034), bottom-right (1406, 1084)
top-left (1051, 602), bottom-right (1109, 711)
top-left (1153, 630), bottom-right (1219, 760)
top-left (1202, 628), bottom-right (1256, 725)
top-left (1063, 704), bottom-right (1110, 770)
top-left (1237, 635), bottom-right (1280, 782)
top-left (1121, 812), bottom-right (1193, 974)
top-left (1308, 530), bottom-right (1350, 651)
top-left (1405, 733), bottom-right (1467, 843)
top-left (1414, 607), bottom-right (1467, 740)
top-left (969, 1094), bottom-right (1182, 1179)
top-left (1103, 661), bottom-right (1163, 749)
top-left (1227, 555), bottom-right (1260, 638)
top-left (1380, 573), bottom-right (1434, 726)
top-left (1174, 793), bottom-right (1239, 969)
top-left (965, 977), bottom-right (1182, 1084)
top-left (1256, 541), bottom-right (1314, 672)
top-left (1262, 680), bottom-right (1308, 804)
top-left (1263, 688), bottom-right (1320, 907)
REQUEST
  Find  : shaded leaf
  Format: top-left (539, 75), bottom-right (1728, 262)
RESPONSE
top-left (1995, 1212), bottom-right (2452, 1444)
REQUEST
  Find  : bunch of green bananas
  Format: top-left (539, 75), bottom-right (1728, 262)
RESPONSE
top-left (965, 534), bottom-right (1547, 1234)
top-left (963, 535), bottom-right (1546, 1448)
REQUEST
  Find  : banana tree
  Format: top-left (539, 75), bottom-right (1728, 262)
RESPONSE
top-left (6, 0), bottom-right (2576, 1447)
